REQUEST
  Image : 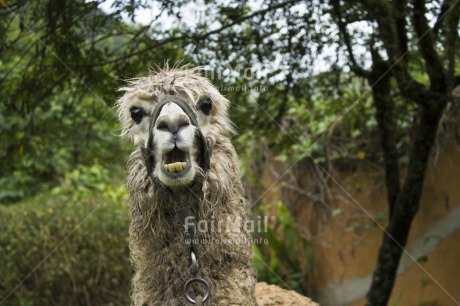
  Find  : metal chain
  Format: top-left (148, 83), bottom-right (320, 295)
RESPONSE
top-left (183, 232), bottom-right (210, 304)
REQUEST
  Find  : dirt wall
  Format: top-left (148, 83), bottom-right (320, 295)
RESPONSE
top-left (256, 144), bottom-right (460, 306)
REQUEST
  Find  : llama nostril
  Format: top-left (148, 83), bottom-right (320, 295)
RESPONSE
top-left (178, 118), bottom-right (190, 129)
top-left (156, 115), bottom-right (190, 134)
top-left (156, 118), bottom-right (169, 131)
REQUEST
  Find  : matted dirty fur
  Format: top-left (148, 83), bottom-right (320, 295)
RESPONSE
top-left (116, 66), bottom-right (257, 306)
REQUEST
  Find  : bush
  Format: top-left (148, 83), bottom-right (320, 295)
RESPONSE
top-left (252, 202), bottom-right (314, 295)
top-left (0, 165), bottom-right (131, 306)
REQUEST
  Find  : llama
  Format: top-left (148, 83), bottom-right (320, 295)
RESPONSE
top-left (117, 66), bottom-right (257, 305)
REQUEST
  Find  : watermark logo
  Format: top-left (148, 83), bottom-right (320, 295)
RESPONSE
top-left (214, 84), bottom-right (268, 93)
top-left (184, 215), bottom-right (271, 233)
top-left (183, 215), bottom-right (275, 245)
top-left (185, 237), bottom-right (269, 245)
top-left (201, 63), bottom-right (269, 93)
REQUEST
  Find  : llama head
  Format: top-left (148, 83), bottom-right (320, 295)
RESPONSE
top-left (117, 66), bottom-right (233, 188)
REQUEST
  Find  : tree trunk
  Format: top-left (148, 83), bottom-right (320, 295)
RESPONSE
top-left (370, 64), bottom-right (400, 219)
top-left (328, 0), bottom-right (455, 304)
top-left (365, 99), bottom-right (447, 305)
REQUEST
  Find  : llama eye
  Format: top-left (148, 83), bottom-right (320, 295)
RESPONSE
top-left (199, 98), bottom-right (213, 115)
top-left (130, 107), bottom-right (145, 124)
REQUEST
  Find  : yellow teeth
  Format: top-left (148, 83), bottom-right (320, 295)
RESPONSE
top-left (163, 162), bottom-right (188, 173)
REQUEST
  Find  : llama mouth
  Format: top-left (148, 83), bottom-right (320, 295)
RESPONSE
top-left (162, 146), bottom-right (190, 175)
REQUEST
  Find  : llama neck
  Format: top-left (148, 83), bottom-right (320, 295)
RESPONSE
top-left (127, 139), bottom-right (247, 242)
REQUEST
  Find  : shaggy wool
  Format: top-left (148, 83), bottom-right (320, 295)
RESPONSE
top-left (117, 66), bottom-right (257, 306)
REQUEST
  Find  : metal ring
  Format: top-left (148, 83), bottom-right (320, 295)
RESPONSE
top-left (183, 277), bottom-right (210, 304)
top-left (190, 250), bottom-right (197, 265)
top-left (190, 250), bottom-right (198, 276)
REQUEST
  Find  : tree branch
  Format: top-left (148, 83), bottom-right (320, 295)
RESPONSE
top-left (393, 0), bottom-right (408, 55)
top-left (77, 0), bottom-right (301, 67)
top-left (444, 0), bottom-right (460, 92)
top-left (0, 0), bottom-right (29, 17)
top-left (330, 0), bottom-right (370, 78)
top-left (412, 0), bottom-right (446, 92)
top-left (433, 0), bottom-right (451, 35)
top-left (369, 52), bottom-right (400, 219)
top-left (361, 0), bottom-right (428, 104)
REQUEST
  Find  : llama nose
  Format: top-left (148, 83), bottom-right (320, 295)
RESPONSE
top-left (156, 114), bottom-right (190, 134)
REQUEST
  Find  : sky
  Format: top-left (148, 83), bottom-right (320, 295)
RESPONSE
top-left (94, 0), bottom-right (370, 76)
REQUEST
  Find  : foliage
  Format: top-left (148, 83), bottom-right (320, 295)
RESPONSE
top-left (0, 164), bottom-right (130, 306)
top-left (0, 1), bottom-right (183, 204)
top-left (0, 86), bottom-right (127, 203)
top-left (267, 76), bottom-right (380, 163)
top-left (252, 202), bottom-right (314, 295)
top-left (1, 0), bottom-right (459, 304)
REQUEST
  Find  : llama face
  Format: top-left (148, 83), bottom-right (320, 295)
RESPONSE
top-left (151, 99), bottom-right (200, 187)
top-left (117, 67), bottom-right (234, 188)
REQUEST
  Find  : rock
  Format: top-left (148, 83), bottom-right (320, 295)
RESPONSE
top-left (255, 282), bottom-right (319, 306)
